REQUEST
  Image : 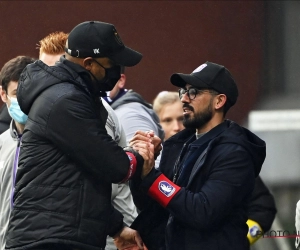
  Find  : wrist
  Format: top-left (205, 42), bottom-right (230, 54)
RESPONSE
top-left (121, 152), bottom-right (137, 182)
top-left (112, 225), bottom-right (125, 239)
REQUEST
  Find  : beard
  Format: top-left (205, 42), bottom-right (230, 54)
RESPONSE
top-left (183, 99), bottom-right (213, 129)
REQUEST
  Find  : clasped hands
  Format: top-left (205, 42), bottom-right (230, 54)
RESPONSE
top-left (113, 131), bottom-right (161, 250)
top-left (129, 130), bottom-right (162, 179)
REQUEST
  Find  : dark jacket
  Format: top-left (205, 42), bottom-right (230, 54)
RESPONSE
top-left (248, 176), bottom-right (277, 232)
top-left (131, 120), bottom-right (266, 250)
top-left (0, 105), bottom-right (10, 134)
top-left (5, 58), bottom-right (134, 250)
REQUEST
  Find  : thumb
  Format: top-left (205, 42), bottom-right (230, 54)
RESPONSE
top-left (134, 235), bottom-right (144, 250)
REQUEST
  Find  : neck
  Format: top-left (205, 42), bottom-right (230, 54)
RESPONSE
top-left (196, 116), bottom-right (224, 134)
top-left (14, 121), bottom-right (25, 135)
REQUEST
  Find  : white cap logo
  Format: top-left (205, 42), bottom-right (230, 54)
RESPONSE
top-left (192, 63), bottom-right (207, 73)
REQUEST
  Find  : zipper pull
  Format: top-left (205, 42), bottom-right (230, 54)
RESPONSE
top-left (173, 173), bottom-right (177, 182)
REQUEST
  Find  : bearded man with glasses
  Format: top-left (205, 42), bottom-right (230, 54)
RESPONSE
top-left (129, 61), bottom-right (266, 250)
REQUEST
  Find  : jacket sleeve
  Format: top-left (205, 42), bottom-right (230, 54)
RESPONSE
top-left (111, 183), bottom-right (138, 226)
top-left (247, 176), bottom-right (277, 232)
top-left (46, 91), bottom-right (133, 183)
top-left (140, 144), bottom-right (256, 231)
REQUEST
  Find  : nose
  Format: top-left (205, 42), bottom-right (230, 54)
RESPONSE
top-left (180, 92), bottom-right (190, 103)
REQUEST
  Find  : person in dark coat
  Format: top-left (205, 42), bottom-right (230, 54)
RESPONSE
top-left (152, 90), bottom-right (277, 245)
top-left (130, 61), bottom-right (266, 250)
top-left (5, 21), bottom-right (154, 250)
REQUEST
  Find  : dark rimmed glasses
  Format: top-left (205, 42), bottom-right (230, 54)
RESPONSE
top-left (178, 87), bottom-right (218, 100)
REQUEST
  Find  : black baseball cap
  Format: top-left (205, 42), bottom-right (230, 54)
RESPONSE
top-left (65, 21), bottom-right (142, 67)
top-left (170, 61), bottom-right (238, 107)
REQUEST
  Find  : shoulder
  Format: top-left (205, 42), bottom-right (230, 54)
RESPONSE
top-left (102, 98), bottom-right (120, 126)
top-left (0, 129), bottom-right (12, 144)
top-left (0, 130), bottom-right (17, 161)
top-left (101, 98), bottom-right (125, 144)
top-left (115, 102), bottom-right (154, 120)
top-left (115, 101), bottom-right (144, 111)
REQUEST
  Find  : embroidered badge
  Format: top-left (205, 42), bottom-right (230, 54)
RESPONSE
top-left (127, 154), bottom-right (132, 161)
top-left (93, 48), bottom-right (100, 54)
top-left (249, 225), bottom-right (260, 237)
top-left (192, 63), bottom-right (207, 73)
top-left (158, 181), bottom-right (176, 197)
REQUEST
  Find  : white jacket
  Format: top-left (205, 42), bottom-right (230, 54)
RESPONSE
top-left (296, 200), bottom-right (300, 249)
top-left (102, 99), bottom-right (138, 250)
top-left (0, 121), bottom-right (20, 250)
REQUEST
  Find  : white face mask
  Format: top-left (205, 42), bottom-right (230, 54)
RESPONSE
top-left (7, 95), bottom-right (28, 124)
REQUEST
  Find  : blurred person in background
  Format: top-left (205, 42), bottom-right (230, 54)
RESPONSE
top-left (37, 31), bottom-right (68, 66)
top-left (0, 31), bottom-right (67, 135)
top-left (103, 66), bottom-right (164, 169)
top-left (0, 55), bottom-right (36, 250)
top-left (153, 91), bottom-right (184, 140)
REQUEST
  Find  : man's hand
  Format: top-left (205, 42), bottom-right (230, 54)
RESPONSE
top-left (132, 141), bottom-right (154, 179)
top-left (130, 130), bottom-right (162, 159)
top-left (113, 226), bottom-right (147, 250)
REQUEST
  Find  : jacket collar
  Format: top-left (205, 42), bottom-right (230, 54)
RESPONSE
top-left (9, 120), bottom-right (21, 140)
top-left (59, 56), bottom-right (98, 97)
top-left (166, 120), bottom-right (228, 146)
top-left (191, 121), bottom-right (228, 146)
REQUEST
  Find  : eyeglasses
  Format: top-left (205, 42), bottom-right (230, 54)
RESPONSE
top-left (178, 87), bottom-right (217, 100)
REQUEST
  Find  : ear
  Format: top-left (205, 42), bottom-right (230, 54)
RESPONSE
top-left (117, 73), bottom-right (126, 88)
top-left (82, 57), bottom-right (94, 70)
top-left (214, 94), bottom-right (227, 110)
top-left (0, 86), bottom-right (8, 103)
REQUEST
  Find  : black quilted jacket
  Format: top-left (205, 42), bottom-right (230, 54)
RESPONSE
top-left (5, 58), bottom-right (132, 250)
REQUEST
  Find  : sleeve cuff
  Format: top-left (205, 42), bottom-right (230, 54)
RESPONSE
top-left (147, 174), bottom-right (181, 208)
top-left (121, 152), bottom-right (137, 182)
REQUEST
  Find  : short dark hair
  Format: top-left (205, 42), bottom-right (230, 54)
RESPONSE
top-left (0, 56), bottom-right (36, 92)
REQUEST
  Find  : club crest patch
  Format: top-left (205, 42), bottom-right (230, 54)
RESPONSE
top-left (127, 154), bottom-right (132, 161)
top-left (249, 225), bottom-right (260, 237)
top-left (158, 181), bottom-right (176, 197)
top-left (193, 63), bottom-right (207, 73)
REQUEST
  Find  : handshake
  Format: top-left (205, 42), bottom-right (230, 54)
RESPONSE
top-left (114, 130), bottom-right (162, 250)
top-left (125, 130), bottom-right (162, 179)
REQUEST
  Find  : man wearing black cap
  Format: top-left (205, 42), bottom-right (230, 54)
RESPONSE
top-left (130, 62), bottom-right (266, 250)
top-left (5, 21), bottom-right (154, 250)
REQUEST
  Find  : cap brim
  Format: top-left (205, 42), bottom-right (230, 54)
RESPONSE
top-left (109, 46), bottom-right (143, 67)
top-left (170, 73), bottom-right (208, 89)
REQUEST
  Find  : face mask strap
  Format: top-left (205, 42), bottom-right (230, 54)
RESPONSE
top-left (93, 59), bottom-right (106, 70)
top-left (6, 95), bottom-right (18, 103)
